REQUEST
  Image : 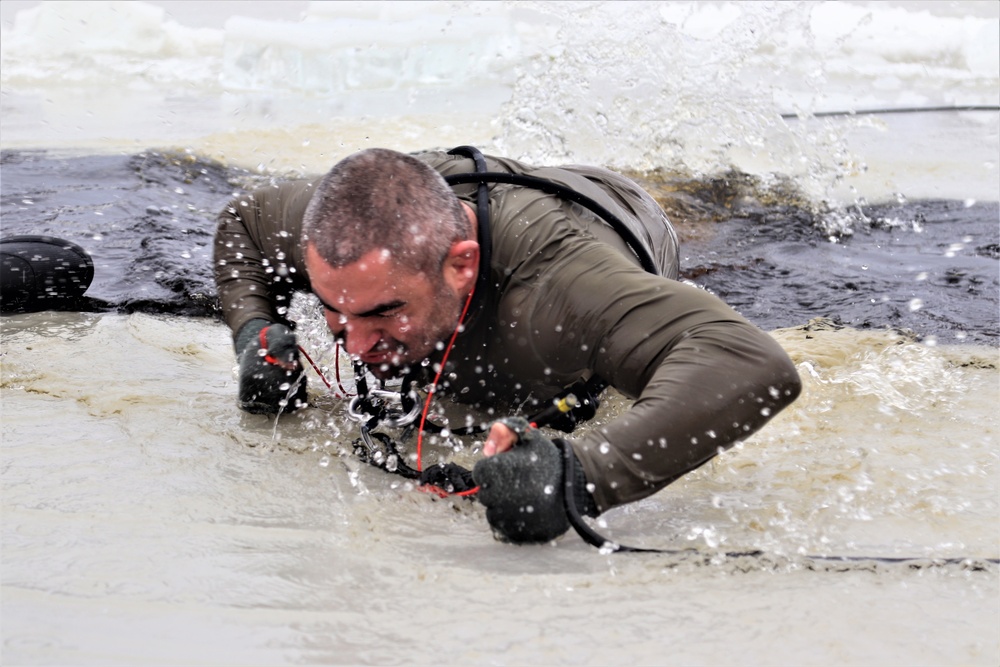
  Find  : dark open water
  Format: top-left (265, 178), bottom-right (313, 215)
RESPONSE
top-left (1, 149), bottom-right (997, 345)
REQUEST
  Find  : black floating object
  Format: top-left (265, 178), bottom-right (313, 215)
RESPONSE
top-left (1, 235), bottom-right (95, 313)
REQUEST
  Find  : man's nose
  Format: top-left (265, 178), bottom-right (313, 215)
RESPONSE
top-left (341, 319), bottom-right (383, 356)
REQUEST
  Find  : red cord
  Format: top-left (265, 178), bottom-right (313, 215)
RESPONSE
top-left (416, 285), bottom-right (476, 474)
top-left (297, 345), bottom-right (332, 390)
top-left (333, 342), bottom-right (348, 395)
top-left (293, 288), bottom-right (480, 497)
top-left (421, 484), bottom-right (481, 498)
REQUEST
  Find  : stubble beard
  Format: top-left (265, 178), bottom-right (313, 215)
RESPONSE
top-left (366, 286), bottom-right (464, 381)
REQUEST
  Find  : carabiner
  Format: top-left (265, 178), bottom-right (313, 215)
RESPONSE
top-left (347, 389), bottom-right (421, 428)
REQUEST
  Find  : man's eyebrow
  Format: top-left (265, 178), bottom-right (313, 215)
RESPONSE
top-left (316, 295), bottom-right (406, 318)
top-left (356, 300), bottom-right (406, 318)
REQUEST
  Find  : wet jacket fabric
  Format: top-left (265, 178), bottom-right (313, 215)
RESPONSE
top-left (214, 150), bottom-right (801, 511)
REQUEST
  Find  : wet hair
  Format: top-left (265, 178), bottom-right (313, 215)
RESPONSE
top-left (302, 148), bottom-right (470, 276)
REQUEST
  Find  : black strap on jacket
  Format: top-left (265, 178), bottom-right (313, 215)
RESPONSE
top-left (446, 146), bottom-right (496, 318)
top-left (442, 162), bottom-right (658, 275)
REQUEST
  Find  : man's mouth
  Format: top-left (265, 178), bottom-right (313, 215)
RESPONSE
top-left (359, 342), bottom-right (405, 366)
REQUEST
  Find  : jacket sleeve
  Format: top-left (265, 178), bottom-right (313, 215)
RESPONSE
top-left (213, 179), bottom-right (317, 341)
top-left (507, 230), bottom-right (802, 512)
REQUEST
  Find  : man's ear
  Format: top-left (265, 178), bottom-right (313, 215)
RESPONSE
top-left (442, 240), bottom-right (480, 295)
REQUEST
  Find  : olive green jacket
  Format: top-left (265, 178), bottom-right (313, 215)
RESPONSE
top-left (214, 151), bottom-right (800, 511)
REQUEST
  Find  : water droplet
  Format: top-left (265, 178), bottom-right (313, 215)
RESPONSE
top-left (908, 298), bottom-right (923, 312)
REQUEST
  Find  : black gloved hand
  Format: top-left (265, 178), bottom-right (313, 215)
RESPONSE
top-left (473, 417), bottom-right (598, 544)
top-left (235, 318), bottom-right (308, 415)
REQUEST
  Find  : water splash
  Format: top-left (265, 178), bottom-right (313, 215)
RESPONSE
top-left (493, 3), bottom-right (855, 195)
top-left (817, 339), bottom-right (968, 413)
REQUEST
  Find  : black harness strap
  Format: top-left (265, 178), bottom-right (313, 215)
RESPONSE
top-left (447, 146), bottom-right (496, 320)
top-left (443, 170), bottom-right (658, 275)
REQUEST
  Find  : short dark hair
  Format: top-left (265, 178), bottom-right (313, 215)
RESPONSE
top-left (302, 148), bottom-right (469, 275)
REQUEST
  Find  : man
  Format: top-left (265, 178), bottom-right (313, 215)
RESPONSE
top-left (214, 147), bottom-right (801, 544)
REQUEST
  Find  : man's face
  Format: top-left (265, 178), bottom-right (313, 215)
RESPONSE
top-left (305, 244), bottom-right (463, 380)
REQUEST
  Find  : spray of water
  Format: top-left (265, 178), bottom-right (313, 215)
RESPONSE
top-left (494, 4), bottom-right (847, 189)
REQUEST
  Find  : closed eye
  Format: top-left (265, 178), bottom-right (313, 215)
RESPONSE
top-left (316, 294), bottom-right (406, 320)
top-left (369, 303), bottom-right (403, 318)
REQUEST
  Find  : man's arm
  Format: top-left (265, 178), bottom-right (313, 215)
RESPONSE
top-left (213, 179), bottom-right (316, 339)
top-left (213, 179), bottom-right (317, 414)
top-left (509, 239), bottom-right (801, 513)
top-left (575, 314), bottom-right (800, 511)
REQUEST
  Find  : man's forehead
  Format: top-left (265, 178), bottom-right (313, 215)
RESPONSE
top-left (306, 243), bottom-right (424, 305)
top-left (354, 247), bottom-right (393, 267)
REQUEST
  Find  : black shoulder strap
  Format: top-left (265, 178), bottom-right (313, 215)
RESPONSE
top-left (442, 162), bottom-right (658, 275)
top-left (446, 146), bottom-right (494, 312)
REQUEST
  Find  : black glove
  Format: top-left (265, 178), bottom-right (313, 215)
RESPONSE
top-left (473, 417), bottom-right (598, 544)
top-left (235, 318), bottom-right (308, 414)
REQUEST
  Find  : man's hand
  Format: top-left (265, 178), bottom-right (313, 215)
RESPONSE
top-left (235, 319), bottom-right (308, 415)
top-left (473, 417), bottom-right (571, 544)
